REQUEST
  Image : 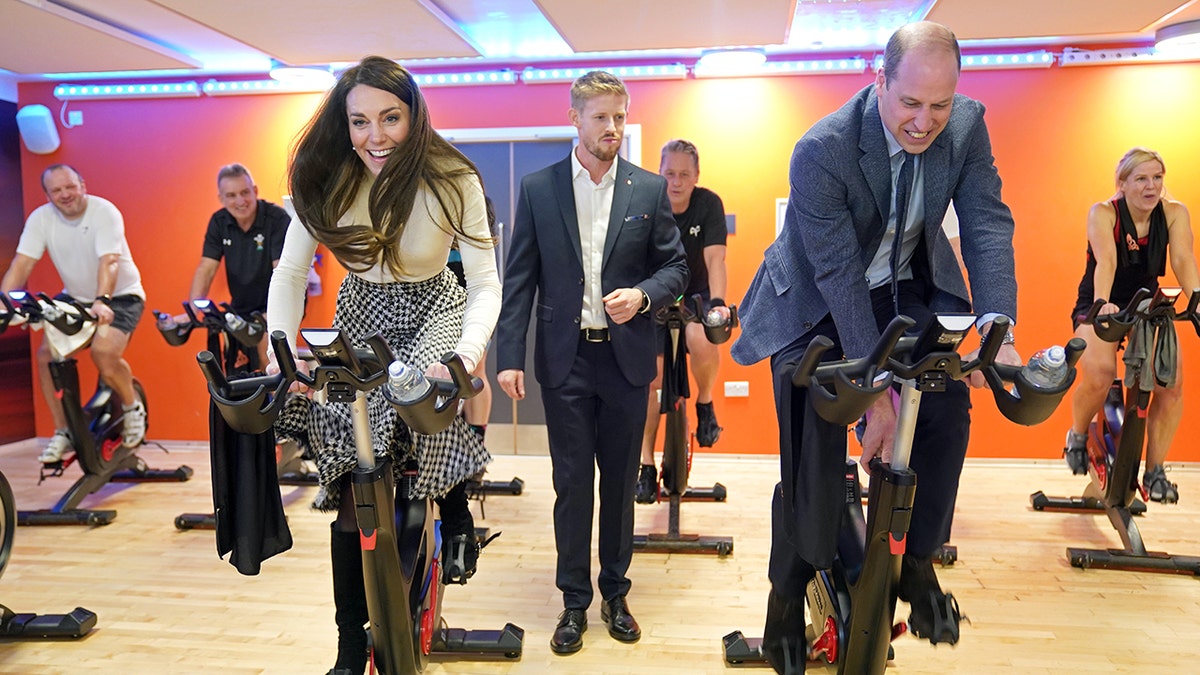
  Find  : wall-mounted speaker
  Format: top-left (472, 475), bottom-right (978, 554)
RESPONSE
top-left (16, 104), bottom-right (61, 155)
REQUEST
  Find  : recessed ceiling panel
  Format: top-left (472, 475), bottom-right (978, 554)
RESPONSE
top-left (928, 0), bottom-right (1188, 40)
top-left (151, 0), bottom-right (481, 64)
top-left (788, 0), bottom-right (928, 51)
top-left (536, 0), bottom-right (795, 52)
top-left (0, 1), bottom-right (198, 74)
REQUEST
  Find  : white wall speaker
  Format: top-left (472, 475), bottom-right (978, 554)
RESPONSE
top-left (16, 104), bottom-right (61, 155)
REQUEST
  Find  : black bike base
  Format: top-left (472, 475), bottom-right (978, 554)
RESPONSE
top-left (1067, 547), bottom-right (1200, 575)
top-left (659, 482), bottom-right (727, 502)
top-left (0, 605), bottom-right (97, 639)
top-left (433, 622), bottom-right (524, 658)
top-left (1031, 491), bottom-right (1148, 515)
top-left (175, 512), bottom-right (216, 530)
top-left (466, 476), bottom-right (524, 498)
top-left (633, 531), bottom-right (733, 556)
top-left (934, 544), bottom-right (957, 566)
top-left (111, 465), bottom-right (194, 482)
top-left (722, 630), bottom-right (766, 665)
top-left (17, 508), bottom-right (116, 527)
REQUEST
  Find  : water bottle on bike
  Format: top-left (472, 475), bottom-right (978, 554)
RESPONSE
top-left (1023, 345), bottom-right (1068, 389)
top-left (386, 361), bottom-right (431, 403)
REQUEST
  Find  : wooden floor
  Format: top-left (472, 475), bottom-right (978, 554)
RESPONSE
top-left (2, 435), bottom-right (1199, 674)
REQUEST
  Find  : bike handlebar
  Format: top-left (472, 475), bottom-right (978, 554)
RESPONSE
top-left (656, 293), bottom-right (741, 345)
top-left (1080, 287), bottom-right (1200, 342)
top-left (199, 328), bottom-right (482, 437)
top-left (0, 291), bottom-right (95, 336)
top-left (791, 314), bottom-right (1081, 427)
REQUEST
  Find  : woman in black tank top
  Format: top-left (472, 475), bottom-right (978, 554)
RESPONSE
top-left (1063, 148), bottom-right (1200, 502)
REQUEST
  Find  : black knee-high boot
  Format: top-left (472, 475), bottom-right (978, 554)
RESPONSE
top-left (328, 525), bottom-right (369, 675)
top-left (435, 481), bottom-right (478, 584)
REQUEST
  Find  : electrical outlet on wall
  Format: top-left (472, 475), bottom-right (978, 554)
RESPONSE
top-left (725, 381), bottom-right (750, 397)
top-left (68, 110), bottom-right (83, 126)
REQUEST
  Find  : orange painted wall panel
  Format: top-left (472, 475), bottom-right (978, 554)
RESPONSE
top-left (14, 61), bottom-right (1200, 462)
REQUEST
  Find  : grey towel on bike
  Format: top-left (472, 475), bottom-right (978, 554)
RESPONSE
top-left (1123, 305), bottom-right (1177, 392)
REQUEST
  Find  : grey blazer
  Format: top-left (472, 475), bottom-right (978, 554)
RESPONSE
top-left (495, 154), bottom-right (688, 389)
top-left (732, 85), bottom-right (1016, 365)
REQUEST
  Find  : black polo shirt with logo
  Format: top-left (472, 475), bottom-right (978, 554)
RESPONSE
top-left (200, 199), bottom-right (289, 314)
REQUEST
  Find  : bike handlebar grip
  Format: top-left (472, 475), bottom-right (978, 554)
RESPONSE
top-left (439, 351), bottom-right (482, 400)
top-left (196, 350), bottom-right (229, 391)
top-left (791, 335), bottom-right (834, 387)
top-left (1092, 287), bottom-right (1152, 342)
top-left (869, 315), bottom-right (915, 372)
top-left (271, 330), bottom-right (309, 387)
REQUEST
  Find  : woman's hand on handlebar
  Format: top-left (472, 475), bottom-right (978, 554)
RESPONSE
top-left (858, 394), bottom-right (897, 471)
top-left (1097, 301), bottom-right (1121, 317)
top-left (266, 348), bottom-right (309, 393)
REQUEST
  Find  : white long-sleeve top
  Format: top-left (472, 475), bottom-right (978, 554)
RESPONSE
top-left (268, 173), bottom-right (501, 371)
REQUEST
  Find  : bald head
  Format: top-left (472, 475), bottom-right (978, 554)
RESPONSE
top-left (881, 21), bottom-right (961, 86)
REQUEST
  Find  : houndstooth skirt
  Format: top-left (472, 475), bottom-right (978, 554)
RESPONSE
top-left (274, 269), bottom-right (491, 510)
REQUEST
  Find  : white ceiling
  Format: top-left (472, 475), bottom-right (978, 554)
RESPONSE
top-left (1, 0), bottom-right (1198, 89)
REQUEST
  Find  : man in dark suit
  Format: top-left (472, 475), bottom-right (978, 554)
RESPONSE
top-left (731, 22), bottom-right (1021, 670)
top-left (495, 70), bottom-right (688, 655)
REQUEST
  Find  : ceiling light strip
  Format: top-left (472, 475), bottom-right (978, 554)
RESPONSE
top-left (522, 64), bottom-right (687, 84)
top-left (202, 79), bottom-right (330, 96)
top-left (413, 70), bottom-right (516, 87)
top-left (961, 50), bottom-right (1053, 70)
top-left (54, 81), bottom-right (200, 100)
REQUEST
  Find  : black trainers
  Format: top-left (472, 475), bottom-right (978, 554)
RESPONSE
top-left (897, 555), bottom-right (964, 646)
top-left (635, 464), bottom-right (658, 504)
top-left (1144, 465), bottom-right (1179, 504)
top-left (696, 401), bottom-right (722, 447)
top-left (1063, 429), bottom-right (1088, 476)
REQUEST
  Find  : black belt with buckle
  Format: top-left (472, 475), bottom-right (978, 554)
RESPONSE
top-left (581, 328), bottom-right (610, 343)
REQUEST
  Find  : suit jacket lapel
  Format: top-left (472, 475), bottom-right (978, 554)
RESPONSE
top-left (552, 156), bottom-right (584, 269)
top-left (602, 158), bottom-right (634, 269)
top-left (858, 92), bottom-right (892, 226)
top-left (921, 133), bottom-right (951, 239)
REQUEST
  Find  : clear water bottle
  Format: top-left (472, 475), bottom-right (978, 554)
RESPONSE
top-left (1022, 345), bottom-right (1068, 389)
top-left (224, 312), bottom-right (247, 332)
top-left (703, 308), bottom-right (725, 327)
top-left (386, 361), bottom-right (431, 403)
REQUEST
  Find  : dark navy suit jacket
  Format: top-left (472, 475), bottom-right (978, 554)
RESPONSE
top-left (496, 154), bottom-right (688, 388)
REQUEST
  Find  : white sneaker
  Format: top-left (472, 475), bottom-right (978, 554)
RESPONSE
top-left (40, 430), bottom-right (73, 464)
top-left (122, 400), bottom-right (147, 447)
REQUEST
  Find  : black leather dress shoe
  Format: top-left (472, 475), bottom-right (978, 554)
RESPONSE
top-left (551, 608), bottom-right (587, 655)
top-left (601, 596), bottom-right (641, 642)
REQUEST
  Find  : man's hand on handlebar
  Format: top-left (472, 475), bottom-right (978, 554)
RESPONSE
top-left (859, 394), bottom-right (897, 471)
top-left (89, 300), bottom-right (115, 326)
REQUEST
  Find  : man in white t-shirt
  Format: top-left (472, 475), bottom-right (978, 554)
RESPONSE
top-left (1, 164), bottom-right (148, 463)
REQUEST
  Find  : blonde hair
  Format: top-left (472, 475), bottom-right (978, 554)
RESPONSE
top-left (1116, 147), bottom-right (1165, 184)
top-left (569, 70), bottom-right (628, 111)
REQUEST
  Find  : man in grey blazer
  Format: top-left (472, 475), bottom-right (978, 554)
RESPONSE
top-left (731, 22), bottom-right (1021, 669)
top-left (495, 71), bottom-right (688, 655)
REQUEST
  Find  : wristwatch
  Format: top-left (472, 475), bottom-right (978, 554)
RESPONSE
top-left (94, 294), bottom-right (112, 306)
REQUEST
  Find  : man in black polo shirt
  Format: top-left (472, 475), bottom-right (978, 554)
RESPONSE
top-left (188, 163), bottom-right (290, 367)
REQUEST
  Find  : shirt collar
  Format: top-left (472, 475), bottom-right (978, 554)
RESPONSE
top-left (880, 121), bottom-right (905, 160)
top-left (570, 147), bottom-right (618, 184)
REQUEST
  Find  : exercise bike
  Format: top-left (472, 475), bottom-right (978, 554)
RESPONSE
top-left (0, 291), bottom-right (192, 527)
top-left (1031, 286), bottom-right (1200, 575)
top-left (200, 329), bottom-right (523, 673)
top-left (724, 314), bottom-right (1083, 674)
top-left (0, 467), bottom-right (97, 638)
top-left (153, 299), bottom-right (317, 531)
top-left (633, 294), bottom-right (737, 557)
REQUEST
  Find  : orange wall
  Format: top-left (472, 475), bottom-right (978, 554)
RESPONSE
top-left (14, 61), bottom-right (1200, 461)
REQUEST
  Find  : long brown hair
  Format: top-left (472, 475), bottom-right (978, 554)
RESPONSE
top-left (288, 55), bottom-right (487, 277)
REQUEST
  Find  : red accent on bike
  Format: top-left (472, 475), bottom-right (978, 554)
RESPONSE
top-left (889, 532), bottom-right (906, 555)
top-left (810, 615), bottom-right (838, 663)
top-left (101, 437), bottom-right (120, 462)
top-left (890, 622), bottom-right (908, 641)
top-left (360, 529), bottom-right (377, 551)
top-left (1137, 405), bottom-right (1148, 419)
top-left (421, 559), bottom-right (440, 655)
